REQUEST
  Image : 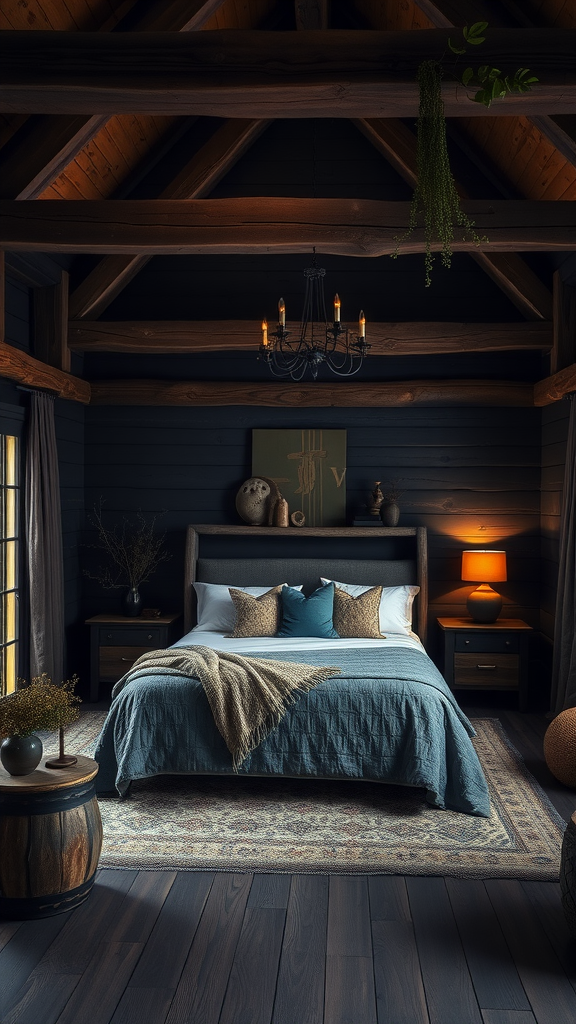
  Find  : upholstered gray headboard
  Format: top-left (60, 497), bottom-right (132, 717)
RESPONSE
top-left (184, 525), bottom-right (428, 643)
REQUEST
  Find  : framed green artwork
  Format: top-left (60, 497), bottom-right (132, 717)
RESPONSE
top-left (252, 429), bottom-right (347, 527)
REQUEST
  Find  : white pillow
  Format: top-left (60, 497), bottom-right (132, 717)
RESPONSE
top-left (193, 582), bottom-right (301, 633)
top-left (321, 579), bottom-right (419, 636)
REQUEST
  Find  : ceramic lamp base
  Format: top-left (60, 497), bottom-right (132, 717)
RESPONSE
top-left (466, 584), bottom-right (502, 623)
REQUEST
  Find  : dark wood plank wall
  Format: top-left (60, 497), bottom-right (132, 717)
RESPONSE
top-left (540, 399), bottom-right (570, 642)
top-left (83, 402), bottom-right (542, 668)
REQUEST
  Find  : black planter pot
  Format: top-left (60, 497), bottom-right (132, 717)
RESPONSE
top-left (121, 587), bottom-right (143, 617)
top-left (0, 734), bottom-right (43, 776)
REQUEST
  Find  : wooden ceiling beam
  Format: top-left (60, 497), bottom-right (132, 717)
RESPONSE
top-left (68, 320), bottom-right (552, 355)
top-left (3, 198), bottom-right (575, 255)
top-left (0, 340), bottom-right (90, 403)
top-left (0, 1), bottom-right (228, 200)
top-left (89, 379), bottom-right (534, 407)
top-left (354, 117), bottom-right (552, 320)
top-left (68, 118), bottom-right (271, 320)
top-left (534, 363), bottom-right (576, 406)
top-left (1, 30), bottom-right (574, 118)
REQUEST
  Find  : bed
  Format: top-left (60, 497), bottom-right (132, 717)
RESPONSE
top-left (94, 525), bottom-right (490, 816)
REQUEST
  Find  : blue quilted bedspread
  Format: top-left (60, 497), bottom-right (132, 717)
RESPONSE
top-left (94, 646), bottom-right (491, 816)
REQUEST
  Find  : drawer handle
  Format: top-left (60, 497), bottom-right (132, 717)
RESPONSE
top-left (121, 657), bottom-right (136, 663)
top-left (107, 633), bottom-right (113, 639)
top-left (477, 664), bottom-right (497, 671)
top-left (147, 634), bottom-right (153, 640)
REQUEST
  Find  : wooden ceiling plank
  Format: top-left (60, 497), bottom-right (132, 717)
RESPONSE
top-left (0, 1), bottom-right (228, 201)
top-left (5, 198), bottom-right (576, 256)
top-left (68, 117), bottom-right (272, 320)
top-left (534, 362), bottom-right (576, 405)
top-left (34, 271), bottom-right (71, 373)
top-left (68, 320), bottom-right (552, 354)
top-left (1, 29), bottom-right (574, 118)
top-left (89, 378), bottom-right (534, 407)
top-left (0, 340), bottom-right (90, 403)
top-left (354, 117), bottom-right (553, 320)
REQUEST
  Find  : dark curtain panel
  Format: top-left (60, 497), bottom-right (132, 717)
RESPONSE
top-left (551, 396), bottom-right (576, 714)
top-left (25, 393), bottom-right (65, 685)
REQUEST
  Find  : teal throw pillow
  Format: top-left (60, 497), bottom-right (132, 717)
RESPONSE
top-left (276, 582), bottom-right (339, 639)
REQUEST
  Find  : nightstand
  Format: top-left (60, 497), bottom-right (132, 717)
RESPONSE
top-left (437, 617), bottom-right (533, 712)
top-left (86, 612), bottom-right (182, 701)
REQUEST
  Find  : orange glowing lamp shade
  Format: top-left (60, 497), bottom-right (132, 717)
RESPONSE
top-left (461, 550), bottom-right (507, 583)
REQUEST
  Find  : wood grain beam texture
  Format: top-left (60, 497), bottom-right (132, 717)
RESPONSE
top-left (89, 379), bottom-right (534, 407)
top-left (534, 363), bottom-right (576, 405)
top-left (0, 1), bottom-right (228, 200)
top-left (3, 198), bottom-right (575, 255)
top-left (0, 341), bottom-right (90, 403)
top-left (354, 117), bottom-right (553, 320)
top-left (1, 30), bottom-right (574, 118)
top-left (68, 320), bottom-right (552, 355)
top-left (68, 118), bottom-right (271, 320)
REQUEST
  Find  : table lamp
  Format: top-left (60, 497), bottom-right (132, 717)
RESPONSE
top-left (461, 550), bottom-right (507, 622)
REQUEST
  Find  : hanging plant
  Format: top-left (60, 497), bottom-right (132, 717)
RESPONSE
top-left (393, 23), bottom-right (538, 286)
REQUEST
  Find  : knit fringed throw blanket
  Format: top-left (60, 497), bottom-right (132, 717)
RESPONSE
top-left (112, 645), bottom-right (341, 769)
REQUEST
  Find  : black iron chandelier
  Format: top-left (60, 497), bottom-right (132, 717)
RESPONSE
top-left (258, 253), bottom-right (370, 381)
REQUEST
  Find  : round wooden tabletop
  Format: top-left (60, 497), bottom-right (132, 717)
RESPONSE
top-left (0, 754), bottom-right (98, 793)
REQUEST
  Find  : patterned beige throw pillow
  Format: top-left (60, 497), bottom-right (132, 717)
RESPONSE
top-left (333, 585), bottom-right (385, 639)
top-left (227, 586), bottom-right (283, 638)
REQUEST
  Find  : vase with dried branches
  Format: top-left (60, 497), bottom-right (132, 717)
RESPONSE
top-left (85, 504), bottom-right (171, 617)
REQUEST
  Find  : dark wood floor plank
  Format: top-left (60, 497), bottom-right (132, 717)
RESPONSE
top-left (165, 872), bottom-right (252, 1024)
top-left (0, 914), bottom-right (72, 1018)
top-left (247, 873), bottom-right (291, 909)
top-left (481, 1011), bottom-right (537, 1024)
top-left (324, 955), bottom-right (377, 1024)
top-left (55, 941), bottom-right (143, 1024)
top-left (0, 921), bottom-right (22, 953)
top-left (128, 871), bottom-right (215, 990)
top-left (110, 871), bottom-right (177, 943)
top-left (446, 878), bottom-right (531, 1011)
top-left (496, 713), bottom-right (575, 822)
top-left (368, 876), bottom-right (411, 921)
top-left (372, 920), bottom-right (429, 1024)
top-left (29, 869), bottom-right (137, 977)
top-left (485, 880), bottom-right (576, 1024)
top-left (110, 986), bottom-right (174, 1024)
top-left (520, 880), bottom-right (576, 993)
top-left (327, 876), bottom-right (372, 957)
top-left (1, 972), bottom-right (79, 1024)
top-left (407, 876), bottom-right (483, 1024)
top-left (272, 875), bottom-right (328, 1024)
top-left (219, 906), bottom-right (287, 1024)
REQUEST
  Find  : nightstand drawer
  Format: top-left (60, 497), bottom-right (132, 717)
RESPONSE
top-left (454, 634), bottom-right (519, 654)
top-left (99, 627), bottom-right (164, 646)
top-left (454, 653), bottom-right (519, 688)
top-left (99, 645), bottom-right (158, 681)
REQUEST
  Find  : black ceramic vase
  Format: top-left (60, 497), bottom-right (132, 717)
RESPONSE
top-left (0, 734), bottom-right (43, 776)
top-left (380, 502), bottom-right (400, 527)
top-left (122, 587), bottom-right (143, 617)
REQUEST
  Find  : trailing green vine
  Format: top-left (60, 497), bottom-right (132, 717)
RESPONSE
top-left (393, 23), bottom-right (538, 286)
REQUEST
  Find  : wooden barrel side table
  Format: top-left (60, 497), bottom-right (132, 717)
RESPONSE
top-left (0, 755), bottom-right (103, 920)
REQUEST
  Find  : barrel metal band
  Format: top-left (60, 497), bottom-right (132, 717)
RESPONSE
top-left (0, 781), bottom-right (96, 817)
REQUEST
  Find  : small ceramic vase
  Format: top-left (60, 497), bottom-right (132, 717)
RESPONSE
top-left (122, 587), bottom-right (143, 617)
top-left (0, 734), bottom-right (43, 776)
top-left (380, 502), bottom-right (400, 527)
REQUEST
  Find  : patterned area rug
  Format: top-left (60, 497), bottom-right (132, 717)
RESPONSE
top-left (55, 712), bottom-right (565, 879)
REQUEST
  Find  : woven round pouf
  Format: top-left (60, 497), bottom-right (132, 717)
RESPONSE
top-left (543, 709), bottom-right (576, 787)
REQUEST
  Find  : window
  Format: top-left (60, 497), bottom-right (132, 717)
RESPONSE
top-left (0, 435), bottom-right (19, 695)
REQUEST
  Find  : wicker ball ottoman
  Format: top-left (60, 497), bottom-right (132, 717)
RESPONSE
top-left (544, 708), bottom-right (576, 787)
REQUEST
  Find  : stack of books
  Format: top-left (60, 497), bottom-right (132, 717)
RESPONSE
top-left (351, 514), bottom-right (384, 527)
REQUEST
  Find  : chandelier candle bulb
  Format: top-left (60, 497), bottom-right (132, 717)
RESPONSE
top-left (359, 311), bottom-right (366, 338)
top-left (261, 319), bottom-right (268, 346)
top-left (334, 294), bottom-right (341, 322)
top-left (278, 299), bottom-right (286, 327)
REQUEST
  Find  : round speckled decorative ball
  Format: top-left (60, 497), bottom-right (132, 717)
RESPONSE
top-left (543, 709), bottom-right (576, 787)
